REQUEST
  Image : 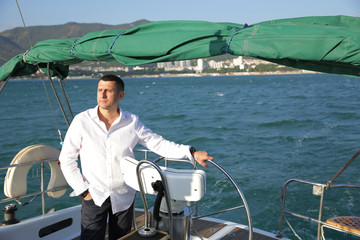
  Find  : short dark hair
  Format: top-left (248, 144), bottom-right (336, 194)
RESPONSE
top-left (99, 75), bottom-right (125, 92)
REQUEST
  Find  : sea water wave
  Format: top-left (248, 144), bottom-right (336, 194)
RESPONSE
top-left (1, 74), bottom-right (360, 240)
top-left (257, 118), bottom-right (320, 127)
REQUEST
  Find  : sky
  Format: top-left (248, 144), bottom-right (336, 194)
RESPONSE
top-left (0, 0), bottom-right (359, 32)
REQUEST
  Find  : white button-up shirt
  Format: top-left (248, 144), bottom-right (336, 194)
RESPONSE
top-left (59, 106), bottom-right (194, 213)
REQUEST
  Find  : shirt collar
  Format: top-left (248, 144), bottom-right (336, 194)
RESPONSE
top-left (90, 105), bottom-right (123, 122)
top-left (89, 106), bottom-right (99, 120)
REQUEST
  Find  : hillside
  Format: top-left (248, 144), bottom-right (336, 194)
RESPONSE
top-left (0, 19), bottom-right (150, 65)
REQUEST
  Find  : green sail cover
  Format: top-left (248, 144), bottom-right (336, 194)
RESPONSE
top-left (0, 15), bottom-right (359, 81)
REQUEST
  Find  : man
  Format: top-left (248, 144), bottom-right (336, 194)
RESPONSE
top-left (59, 74), bottom-right (213, 240)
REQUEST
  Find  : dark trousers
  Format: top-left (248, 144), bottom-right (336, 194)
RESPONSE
top-left (81, 197), bottom-right (134, 240)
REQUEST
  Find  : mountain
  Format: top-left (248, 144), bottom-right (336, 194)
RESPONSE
top-left (0, 36), bottom-right (24, 63)
top-left (0, 19), bottom-right (150, 65)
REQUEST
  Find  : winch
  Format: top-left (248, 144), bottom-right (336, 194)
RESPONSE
top-left (1, 203), bottom-right (19, 226)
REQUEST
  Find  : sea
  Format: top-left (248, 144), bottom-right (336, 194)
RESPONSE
top-left (0, 74), bottom-right (359, 239)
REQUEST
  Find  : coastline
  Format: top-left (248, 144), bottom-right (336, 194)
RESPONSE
top-left (8, 69), bottom-right (318, 81)
top-left (65, 69), bottom-right (318, 80)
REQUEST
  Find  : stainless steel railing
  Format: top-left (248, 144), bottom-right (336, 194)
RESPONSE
top-left (0, 149), bottom-right (253, 239)
top-left (277, 149), bottom-right (360, 240)
top-left (0, 158), bottom-right (70, 215)
top-left (134, 149), bottom-right (253, 240)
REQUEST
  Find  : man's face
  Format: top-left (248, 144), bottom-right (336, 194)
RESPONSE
top-left (97, 80), bottom-right (124, 111)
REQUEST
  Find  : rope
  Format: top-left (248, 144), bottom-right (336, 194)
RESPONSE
top-left (39, 65), bottom-right (64, 143)
top-left (16, 0), bottom-right (32, 63)
top-left (108, 31), bottom-right (126, 55)
top-left (22, 50), bottom-right (29, 63)
top-left (285, 216), bottom-right (302, 240)
top-left (41, 78), bottom-right (62, 141)
top-left (70, 40), bottom-right (80, 59)
top-left (15, 0), bottom-right (64, 144)
top-left (15, 0), bottom-right (32, 48)
top-left (321, 225), bottom-right (326, 240)
top-left (226, 23), bottom-right (249, 54)
top-left (16, 193), bottom-right (38, 206)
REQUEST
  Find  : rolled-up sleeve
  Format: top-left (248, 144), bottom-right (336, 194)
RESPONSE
top-left (136, 119), bottom-right (195, 165)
